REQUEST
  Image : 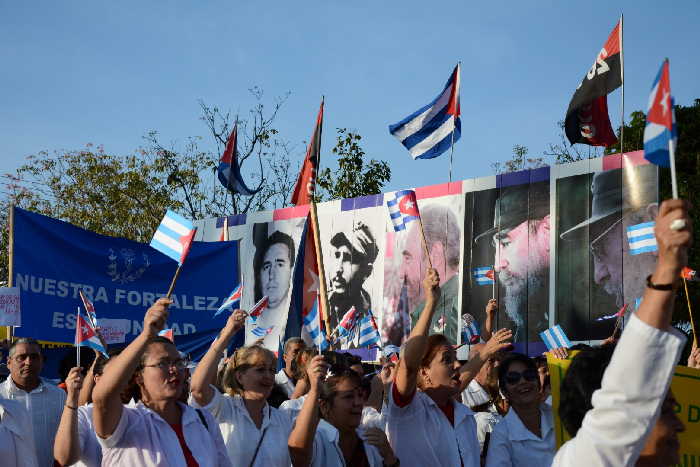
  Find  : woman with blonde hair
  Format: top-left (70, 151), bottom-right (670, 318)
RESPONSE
top-left (190, 309), bottom-right (292, 466)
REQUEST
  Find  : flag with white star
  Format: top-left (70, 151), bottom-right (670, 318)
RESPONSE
top-left (644, 59), bottom-right (676, 167)
top-left (386, 189), bottom-right (421, 232)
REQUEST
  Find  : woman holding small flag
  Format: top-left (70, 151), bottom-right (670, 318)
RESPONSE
top-left (189, 307), bottom-right (293, 466)
top-left (92, 298), bottom-right (230, 466)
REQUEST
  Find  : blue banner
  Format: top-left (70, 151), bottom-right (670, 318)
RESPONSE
top-left (13, 208), bottom-right (239, 355)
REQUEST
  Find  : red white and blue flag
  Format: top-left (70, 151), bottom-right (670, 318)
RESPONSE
top-left (214, 283), bottom-right (243, 317)
top-left (79, 289), bottom-right (98, 329)
top-left (335, 306), bottom-right (360, 340)
top-left (461, 313), bottom-right (481, 344)
top-left (644, 60), bottom-right (676, 167)
top-left (387, 190), bottom-right (421, 232)
top-left (75, 308), bottom-right (108, 357)
top-left (248, 296), bottom-right (269, 322)
top-left (303, 295), bottom-right (329, 351)
top-left (158, 328), bottom-right (175, 342)
top-left (389, 64), bottom-right (461, 160)
top-left (150, 210), bottom-right (197, 265)
top-left (217, 123), bottom-right (260, 196)
top-left (473, 267), bottom-right (495, 285)
top-left (251, 325), bottom-right (274, 338)
top-left (358, 311), bottom-right (380, 348)
top-left (596, 303), bottom-right (628, 321)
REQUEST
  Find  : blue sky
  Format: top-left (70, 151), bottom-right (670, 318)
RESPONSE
top-left (1, 1), bottom-right (698, 197)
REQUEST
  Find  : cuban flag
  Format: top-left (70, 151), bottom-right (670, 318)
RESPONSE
top-left (303, 295), bottom-right (329, 351)
top-left (358, 311), bottom-right (381, 348)
top-left (682, 267), bottom-right (699, 282)
top-left (335, 306), bottom-right (360, 340)
top-left (248, 296), bottom-right (269, 322)
top-left (75, 309), bottom-right (108, 357)
top-left (79, 289), bottom-right (98, 328)
top-left (251, 325), bottom-right (274, 338)
top-left (383, 344), bottom-right (400, 363)
top-left (387, 190), bottom-right (421, 232)
top-left (644, 60), bottom-right (676, 167)
top-left (473, 267), bottom-right (495, 285)
top-left (626, 221), bottom-right (658, 255)
top-left (389, 64), bottom-right (461, 160)
top-left (596, 303), bottom-right (628, 321)
top-left (158, 328), bottom-right (175, 342)
top-left (150, 210), bottom-right (197, 265)
top-left (540, 325), bottom-right (572, 351)
top-left (218, 123), bottom-right (260, 196)
top-left (461, 313), bottom-right (480, 344)
top-left (214, 284), bottom-right (243, 317)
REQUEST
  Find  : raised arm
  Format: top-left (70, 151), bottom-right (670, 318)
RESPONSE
top-left (394, 268), bottom-right (440, 398)
top-left (482, 299), bottom-right (498, 342)
top-left (78, 350), bottom-right (101, 406)
top-left (53, 367), bottom-right (84, 466)
top-left (92, 298), bottom-right (170, 438)
top-left (190, 309), bottom-right (246, 406)
top-left (458, 328), bottom-right (512, 391)
top-left (288, 355), bottom-right (327, 467)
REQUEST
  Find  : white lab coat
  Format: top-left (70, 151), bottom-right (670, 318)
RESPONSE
top-left (552, 314), bottom-right (685, 466)
top-left (485, 403), bottom-right (555, 467)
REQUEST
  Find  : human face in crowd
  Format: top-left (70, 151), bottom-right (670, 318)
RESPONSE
top-left (502, 360), bottom-right (541, 407)
top-left (284, 341), bottom-right (305, 371)
top-left (138, 342), bottom-right (186, 403)
top-left (330, 244), bottom-right (361, 297)
top-left (237, 355), bottom-right (276, 399)
top-left (322, 378), bottom-right (365, 431)
top-left (638, 391), bottom-right (685, 466)
top-left (422, 345), bottom-right (462, 396)
top-left (7, 342), bottom-right (43, 388)
top-left (261, 242), bottom-right (292, 308)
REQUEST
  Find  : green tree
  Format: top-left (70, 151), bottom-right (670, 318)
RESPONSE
top-left (315, 128), bottom-right (391, 201)
top-left (490, 144), bottom-right (548, 175)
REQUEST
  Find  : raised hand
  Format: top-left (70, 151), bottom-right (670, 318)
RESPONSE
top-left (65, 367), bottom-right (84, 400)
top-left (481, 328), bottom-right (513, 358)
top-left (142, 298), bottom-right (171, 337)
top-left (223, 309), bottom-right (248, 336)
top-left (363, 427), bottom-right (398, 464)
top-left (306, 355), bottom-right (328, 393)
top-left (654, 200), bottom-right (693, 274)
top-left (485, 299), bottom-right (498, 316)
top-left (423, 268), bottom-right (441, 303)
top-left (547, 346), bottom-right (569, 360)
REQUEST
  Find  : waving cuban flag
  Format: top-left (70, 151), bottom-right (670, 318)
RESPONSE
top-left (215, 283), bottom-right (243, 317)
top-left (75, 308), bottom-right (108, 357)
top-left (218, 123), bottom-right (260, 196)
top-left (387, 189), bottom-right (421, 232)
top-left (389, 64), bottom-right (461, 160)
top-left (150, 210), bottom-right (197, 265)
top-left (644, 60), bottom-right (676, 167)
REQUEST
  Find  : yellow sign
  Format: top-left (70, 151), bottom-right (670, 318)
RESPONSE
top-left (548, 354), bottom-right (700, 465)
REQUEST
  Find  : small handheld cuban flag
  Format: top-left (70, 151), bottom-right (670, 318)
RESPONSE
top-left (248, 296), bottom-right (269, 322)
top-left (303, 294), bottom-right (329, 351)
top-left (473, 267), bottom-right (495, 285)
top-left (643, 60), bottom-right (676, 168)
top-left (540, 325), bottom-right (572, 351)
top-left (335, 306), bottom-right (360, 340)
top-left (596, 303), bottom-right (628, 321)
top-left (150, 210), bottom-right (197, 265)
top-left (389, 64), bottom-right (461, 160)
top-left (626, 222), bottom-right (657, 255)
top-left (251, 325), bottom-right (274, 338)
top-left (387, 189), bottom-right (421, 232)
top-left (681, 267), bottom-right (698, 282)
top-left (461, 313), bottom-right (480, 345)
top-left (358, 311), bottom-right (381, 348)
top-left (75, 308), bottom-right (108, 358)
top-left (214, 284), bottom-right (243, 317)
top-left (158, 328), bottom-right (175, 342)
top-left (79, 289), bottom-right (98, 328)
top-left (218, 122), bottom-right (260, 196)
top-left (383, 344), bottom-right (400, 363)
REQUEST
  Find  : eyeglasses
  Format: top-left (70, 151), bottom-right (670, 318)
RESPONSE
top-left (143, 359), bottom-right (187, 372)
top-left (504, 368), bottom-right (539, 385)
top-left (589, 217), bottom-right (623, 261)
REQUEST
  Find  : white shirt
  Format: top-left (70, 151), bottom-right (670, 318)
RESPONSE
top-left (311, 419), bottom-right (384, 467)
top-left (278, 394), bottom-right (306, 422)
top-left (485, 403), bottom-right (555, 467)
top-left (0, 398), bottom-right (39, 467)
top-left (75, 404), bottom-right (101, 467)
top-left (553, 314), bottom-right (686, 466)
top-left (462, 379), bottom-right (490, 408)
top-left (361, 406), bottom-right (385, 429)
top-left (0, 377), bottom-right (66, 467)
top-left (474, 407), bottom-right (502, 452)
top-left (387, 388), bottom-right (480, 467)
top-left (98, 401), bottom-right (231, 467)
top-left (190, 386), bottom-right (292, 467)
top-left (275, 369), bottom-right (296, 398)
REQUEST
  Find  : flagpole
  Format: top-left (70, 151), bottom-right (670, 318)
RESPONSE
top-left (682, 277), bottom-right (697, 348)
top-left (448, 62), bottom-right (461, 184)
top-left (619, 14), bottom-right (625, 156)
top-left (76, 307), bottom-right (81, 369)
top-left (166, 266), bottom-right (182, 299)
top-left (417, 218), bottom-right (433, 269)
top-left (6, 204), bottom-right (14, 342)
top-left (448, 130), bottom-right (455, 183)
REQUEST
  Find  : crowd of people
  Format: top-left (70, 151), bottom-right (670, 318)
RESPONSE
top-left (0, 199), bottom-right (698, 466)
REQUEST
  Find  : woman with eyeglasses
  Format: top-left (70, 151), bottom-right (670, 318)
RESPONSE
top-left (92, 298), bottom-right (230, 466)
top-left (189, 308), bottom-right (293, 466)
top-left (485, 353), bottom-right (555, 467)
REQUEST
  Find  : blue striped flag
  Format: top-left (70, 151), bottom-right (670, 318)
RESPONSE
top-left (389, 64), bottom-right (461, 160)
top-left (626, 222), bottom-right (657, 255)
top-left (643, 60), bottom-right (676, 167)
top-left (150, 210), bottom-right (197, 265)
top-left (251, 325), bottom-right (274, 338)
top-left (540, 325), bottom-right (572, 351)
top-left (473, 267), bottom-right (495, 285)
top-left (461, 313), bottom-right (480, 344)
top-left (214, 283), bottom-right (243, 317)
top-left (75, 309), bottom-right (108, 357)
top-left (303, 295), bottom-right (329, 351)
top-left (358, 311), bottom-right (381, 348)
top-left (387, 190), bottom-right (421, 232)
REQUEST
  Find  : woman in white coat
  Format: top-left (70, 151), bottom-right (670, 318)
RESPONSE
top-left (485, 353), bottom-right (555, 466)
top-left (288, 356), bottom-right (398, 466)
top-left (190, 308), bottom-right (292, 466)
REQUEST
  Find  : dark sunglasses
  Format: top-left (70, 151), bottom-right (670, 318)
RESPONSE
top-left (505, 368), bottom-right (539, 385)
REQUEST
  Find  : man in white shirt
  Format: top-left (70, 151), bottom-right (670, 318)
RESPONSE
top-left (0, 338), bottom-right (66, 467)
top-left (275, 337), bottom-right (305, 398)
top-left (0, 398), bottom-right (39, 467)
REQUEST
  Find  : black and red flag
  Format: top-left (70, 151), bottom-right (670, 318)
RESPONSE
top-left (290, 99), bottom-right (324, 206)
top-left (565, 19), bottom-right (622, 147)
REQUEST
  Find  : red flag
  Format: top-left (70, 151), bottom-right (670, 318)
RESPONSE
top-left (75, 313), bottom-right (96, 345)
top-left (249, 296), bottom-right (269, 319)
top-left (291, 100), bottom-right (324, 206)
top-left (681, 267), bottom-right (698, 282)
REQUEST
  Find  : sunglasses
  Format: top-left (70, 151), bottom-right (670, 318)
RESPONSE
top-left (505, 368), bottom-right (539, 385)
